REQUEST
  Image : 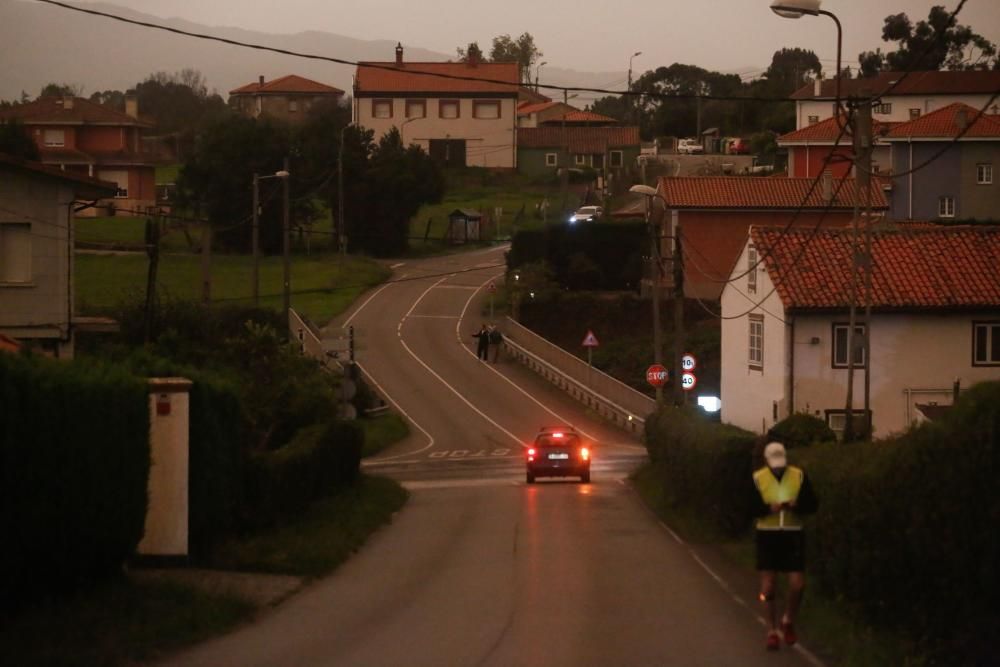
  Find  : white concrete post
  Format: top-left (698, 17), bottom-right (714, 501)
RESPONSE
top-left (138, 377), bottom-right (193, 557)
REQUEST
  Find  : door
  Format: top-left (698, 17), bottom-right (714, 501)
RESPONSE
top-left (429, 139), bottom-right (467, 168)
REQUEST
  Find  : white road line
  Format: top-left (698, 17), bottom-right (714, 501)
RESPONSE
top-left (432, 285), bottom-right (479, 290)
top-left (356, 361), bottom-right (437, 462)
top-left (407, 315), bottom-right (461, 319)
top-left (344, 281), bottom-right (395, 327)
top-left (390, 262), bottom-right (406, 268)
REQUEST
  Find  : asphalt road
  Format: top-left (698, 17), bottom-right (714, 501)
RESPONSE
top-left (160, 246), bottom-right (823, 667)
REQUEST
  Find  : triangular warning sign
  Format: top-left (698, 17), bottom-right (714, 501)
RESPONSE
top-left (582, 330), bottom-right (600, 347)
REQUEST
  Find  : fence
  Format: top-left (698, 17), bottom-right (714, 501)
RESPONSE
top-left (501, 316), bottom-right (656, 434)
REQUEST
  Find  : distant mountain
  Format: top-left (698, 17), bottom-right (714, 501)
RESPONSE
top-left (0, 0), bottom-right (630, 104)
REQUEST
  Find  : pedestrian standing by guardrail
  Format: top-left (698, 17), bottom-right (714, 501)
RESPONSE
top-left (472, 324), bottom-right (489, 361)
top-left (488, 323), bottom-right (503, 364)
top-left (750, 439), bottom-right (819, 652)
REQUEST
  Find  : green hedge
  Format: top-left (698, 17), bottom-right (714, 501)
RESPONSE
top-left (0, 353), bottom-right (149, 606)
top-left (246, 420), bottom-right (363, 527)
top-left (644, 406), bottom-right (757, 537)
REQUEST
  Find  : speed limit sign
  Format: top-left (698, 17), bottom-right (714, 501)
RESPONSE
top-left (681, 372), bottom-right (697, 391)
top-left (681, 353), bottom-right (697, 371)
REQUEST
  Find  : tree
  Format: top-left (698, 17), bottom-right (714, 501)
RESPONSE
top-left (489, 33), bottom-right (543, 82)
top-left (89, 90), bottom-right (126, 109)
top-left (763, 48), bottom-right (822, 95)
top-left (858, 6), bottom-right (999, 76)
top-left (0, 120), bottom-right (39, 160)
top-left (455, 42), bottom-right (485, 63)
top-left (588, 96), bottom-right (628, 124)
top-left (38, 83), bottom-right (83, 99)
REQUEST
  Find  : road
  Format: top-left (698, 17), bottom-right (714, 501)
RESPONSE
top-left (160, 246), bottom-right (822, 666)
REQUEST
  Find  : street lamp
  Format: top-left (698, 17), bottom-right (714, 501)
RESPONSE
top-left (630, 184), bottom-right (665, 405)
top-left (628, 51), bottom-right (642, 126)
top-left (770, 0), bottom-right (843, 118)
top-left (534, 61), bottom-right (547, 92)
top-left (400, 116), bottom-right (419, 147)
top-left (251, 168), bottom-right (290, 307)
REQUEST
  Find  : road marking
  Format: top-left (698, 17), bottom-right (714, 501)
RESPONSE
top-left (407, 314), bottom-right (461, 320)
top-left (390, 262), bottom-right (405, 268)
top-left (432, 284), bottom-right (479, 290)
top-left (344, 281), bottom-right (395, 327)
top-left (428, 448), bottom-right (511, 459)
top-left (355, 364), bottom-right (437, 462)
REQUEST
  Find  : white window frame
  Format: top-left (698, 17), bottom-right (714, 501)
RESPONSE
top-left (545, 152), bottom-right (558, 167)
top-left (372, 99), bottom-right (393, 119)
top-left (574, 154), bottom-right (587, 166)
top-left (43, 129), bottom-right (65, 147)
top-left (405, 99), bottom-right (426, 119)
top-left (832, 322), bottom-right (866, 369)
top-left (826, 410), bottom-right (871, 441)
top-left (977, 163), bottom-right (993, 185)
top-left (909, 108), bottom-right (921, 119)
top-left (973, 321), bottom-right (1000, 366)
top-left (609, 150), bottom-right (623, 168)
top-left (0, 222), bottom-right (32, 284)
top-left (875, 103), bottom-right (892, 115)
top-left (748, 315), bottom-right (764, 370)
top-left (807, 115), bottom-right (819, 125)
top-left (938, 195), bottom-right (955, 218)
top-left (747, 245), bottom-right (757, 294)
top-left (472, 100), bottom-right (501, 120)
top-left (439, 99), bottom-right (460, 119)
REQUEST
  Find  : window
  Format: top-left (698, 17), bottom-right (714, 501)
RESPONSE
top-left (909, 108), bottom-right (921, 119)
top-left (875, 103), bottom-right (892, 115)
top-left (372, 99), bottom-right (393, 119)
top-left (807, 115), bottom-right (819, 125)
top-left (43, 129), bottom-right (65, 147)
top-left (439, 99), bottom-right (460, 119)
top-left (0, 223), bottom-right (32, 283)
top-left (288, 99), bottom-right (299, 112)
top-left (747, 245), bottom-right (757, 294)
top-left (574, 154), bottom-right (587, 166)
top-left (609, 150), bottom-right (623, 168)
top-left (749, 315), bottom-right (764, 369)
top-left (826, 410), bottom-right (871, 441)
top-left (977, 163), bottom-right (993, 185)
top-left (472, 100), bottom-right (501, 119)
top-left (545, 153), bottom-right (558, 167)
top-left (832, 323), bottom-right (866, 368)
top-left (99, 170), bottom-right (128, 199)
top-left (973, 322), bottom-right (1000, 366)
top-left (938, 195), bottom-right (955, 218)
top-left (405, 99), bottom-right (426, 119)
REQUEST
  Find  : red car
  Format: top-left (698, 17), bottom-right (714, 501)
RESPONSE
top-left (525, 426), bottom-right (591, 484)
top-left (729, 138), bottom-right (751, 155)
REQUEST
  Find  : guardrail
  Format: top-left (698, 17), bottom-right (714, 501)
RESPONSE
top-left (501, 316), bottom-right (655, 435)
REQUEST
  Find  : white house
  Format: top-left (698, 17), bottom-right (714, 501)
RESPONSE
top-left (791, 70), bottom-right (1000, 130)
top-left (720, 225), bottom-right (1000, 438)
top-left (353, 45), bottom-right (519, 169)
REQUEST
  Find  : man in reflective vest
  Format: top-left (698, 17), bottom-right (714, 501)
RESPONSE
top-left (751, 440), bottom-right (818, 651)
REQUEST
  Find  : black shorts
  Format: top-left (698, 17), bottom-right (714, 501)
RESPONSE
top-left (755, 530), bottom-right (806, 572)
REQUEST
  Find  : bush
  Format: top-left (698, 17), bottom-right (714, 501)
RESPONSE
top-left (0, 353), bottom-right (149, 606)
top-left (246, 420), bottom-right (363, 527)
top-left (767, 412), bottom-right (835, 449)
top-left (644, 406), bottom-right (757, 537)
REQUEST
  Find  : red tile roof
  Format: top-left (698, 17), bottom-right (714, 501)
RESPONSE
top-left (517, 126), bottom-right (640, 153)
top-left (0, 97), bottom-right (151, 127)
top-left (355, 61), bottom-right (520, 95)
top-left (555, 110), bottom-right (617, 124)
top-left (750, 226), bottom-right (1000, 310)
top-left (657, 176), bottom-right (887, 210)
top-left (778, 115), bottom-right (900, 144)
top-left (791, 70), bottom-right (1000, 100)
top-left (229, 74), bottom-right (343, 96)
top-left (0, 152), bottom-right (118, 196)
top-left (518, 100), bottom-right (561, 116)
top-left (884, 102), bottom-right (1000, 140)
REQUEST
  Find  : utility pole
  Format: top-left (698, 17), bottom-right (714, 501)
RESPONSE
top-left (282, 156), bottom-right (291, 329)
top-left (338, 124), bottom-right (349, 256)
top-left (252, 173), bottom-right (260, 306)
top-left (672, 218), bottom-right (686, 407)
top-left (649, 200), bottom-right (664, 406)
top-left (143, 212), bottom-right (161, 344)
top-left (200, 220), bottom-right (212, 305)
top-left (857, 94), bottom-right (874, 438)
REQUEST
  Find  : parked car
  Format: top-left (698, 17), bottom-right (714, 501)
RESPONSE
top-left (525, 426), bottom-right (591, 484)
top-left (729, 138), bottom-right (751, 155)
top-left (677, 138), bottom-right (704, 155)
top-left (569, 205), bottom-right (603, 224)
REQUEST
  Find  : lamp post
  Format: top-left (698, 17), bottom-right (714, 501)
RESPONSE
top-left (337, 123), bottom-right (352, 257)
top-left (630, 184), bottom-right (665, 405)
top-left (400, 116), bottom-right (419, 147)
top-left (627, 51), bottom-right (642, 125)
top-left (770, 0), bottom-right (843, 118)
top-left (534, 61), bottom-right (547, 92)
top-left (281, 157), bottom-right (291, 329)
top-left (251, 168), bottom-right (290, 307)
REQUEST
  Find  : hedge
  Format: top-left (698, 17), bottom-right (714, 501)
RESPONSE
top-left (246, 420), bottom-right (364, 527)
top-left (0, 353), bottom-right (149, 606)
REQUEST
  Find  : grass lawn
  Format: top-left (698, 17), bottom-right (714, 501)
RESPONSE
top-left (0, 577), bottom-right (253, 667)
top-left (208, 475), bottom-right (408, 577)
top-left (156, 163), bottom-right (182, 184)
top-left (75, 252), bottom-right (390, 325)
top-left (75, 215), bottom-right (205, 253)
top-left (360, 413), bottom-right (410, 458)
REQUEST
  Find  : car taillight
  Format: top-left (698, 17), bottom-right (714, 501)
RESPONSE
top-left (580, 447), bottom-right (590, 460)
top-left (527, 448), bottom-right (536, 461)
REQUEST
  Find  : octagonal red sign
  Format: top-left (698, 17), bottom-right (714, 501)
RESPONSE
top-left (646, 364), bottom-right (668, 387)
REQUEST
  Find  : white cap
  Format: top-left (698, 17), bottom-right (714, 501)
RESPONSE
top-left (764, 442), bottom-right (787, 468)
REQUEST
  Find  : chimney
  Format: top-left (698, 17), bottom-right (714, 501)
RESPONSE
top-left (258, 75), bottom-right (265, 88)
top-left (62, 96), bottom-right (74, 110)
top-left (821, 170), bottom-right (833, 203)
top-left (125, 91), bottom-right (138, 119)
top-left (955, 107), bottom-right (968, 131)
top-left (395, 42), bottom-right (404, 66)
top-left (468, 49), bottom-right (480, 68)
top-left (814, 77), bottom-right (822, 97)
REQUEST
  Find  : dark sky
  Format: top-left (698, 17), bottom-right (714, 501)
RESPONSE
top-left (79, 0), bottom-right (1000, 78)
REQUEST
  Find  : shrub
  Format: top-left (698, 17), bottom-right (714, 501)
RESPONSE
top-left (0, 353), bottom-right (149, 606)
top-left (767, 412), bottom-right (835, 449)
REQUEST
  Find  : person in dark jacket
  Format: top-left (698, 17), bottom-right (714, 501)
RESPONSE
top-left (487, 324), bottom-right (503, 363)
top-left (750, 439), bottom-right (819, 651)
top-left (472, 324), bottom-right (489, 361)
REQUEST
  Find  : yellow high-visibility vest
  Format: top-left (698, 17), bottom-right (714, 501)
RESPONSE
top-left (753, 465), bottom-right (805, 531)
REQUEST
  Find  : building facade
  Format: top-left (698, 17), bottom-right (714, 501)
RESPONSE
top-left (517, 126), bottom-right (640, 178)
top-left (229, 75), bottom-right (345, 123)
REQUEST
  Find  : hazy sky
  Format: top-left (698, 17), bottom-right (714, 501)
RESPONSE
top-left (82, 0), bottom-right (1000, 78)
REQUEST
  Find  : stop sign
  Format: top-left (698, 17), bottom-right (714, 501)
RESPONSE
top-left (646, 364), bottom-right (668, 387)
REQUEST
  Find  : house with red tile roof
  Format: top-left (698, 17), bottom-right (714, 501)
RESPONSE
top-left (229, 75), bottom-right (344, 123)
top-left (777, 115), bottom-right (899, 179)
top-left (791, 70), bottom-right (1000, 129)
top-left (0, 95), bottom-right (156, 216)
top-left (883, 102), bottom-right (1000, 222)
top-left (517, 126), bottom-right (640, 178)
top-left (654, 175), bottom-right (888, 300)
top-left (721, 225), bottom-right (1000, 438)
top-left (516, 100), bottom-right (575, 128)
top-left (0, 153), bottom-right (117, 358)
top-left (353, 45), bottom-right (520, 168)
